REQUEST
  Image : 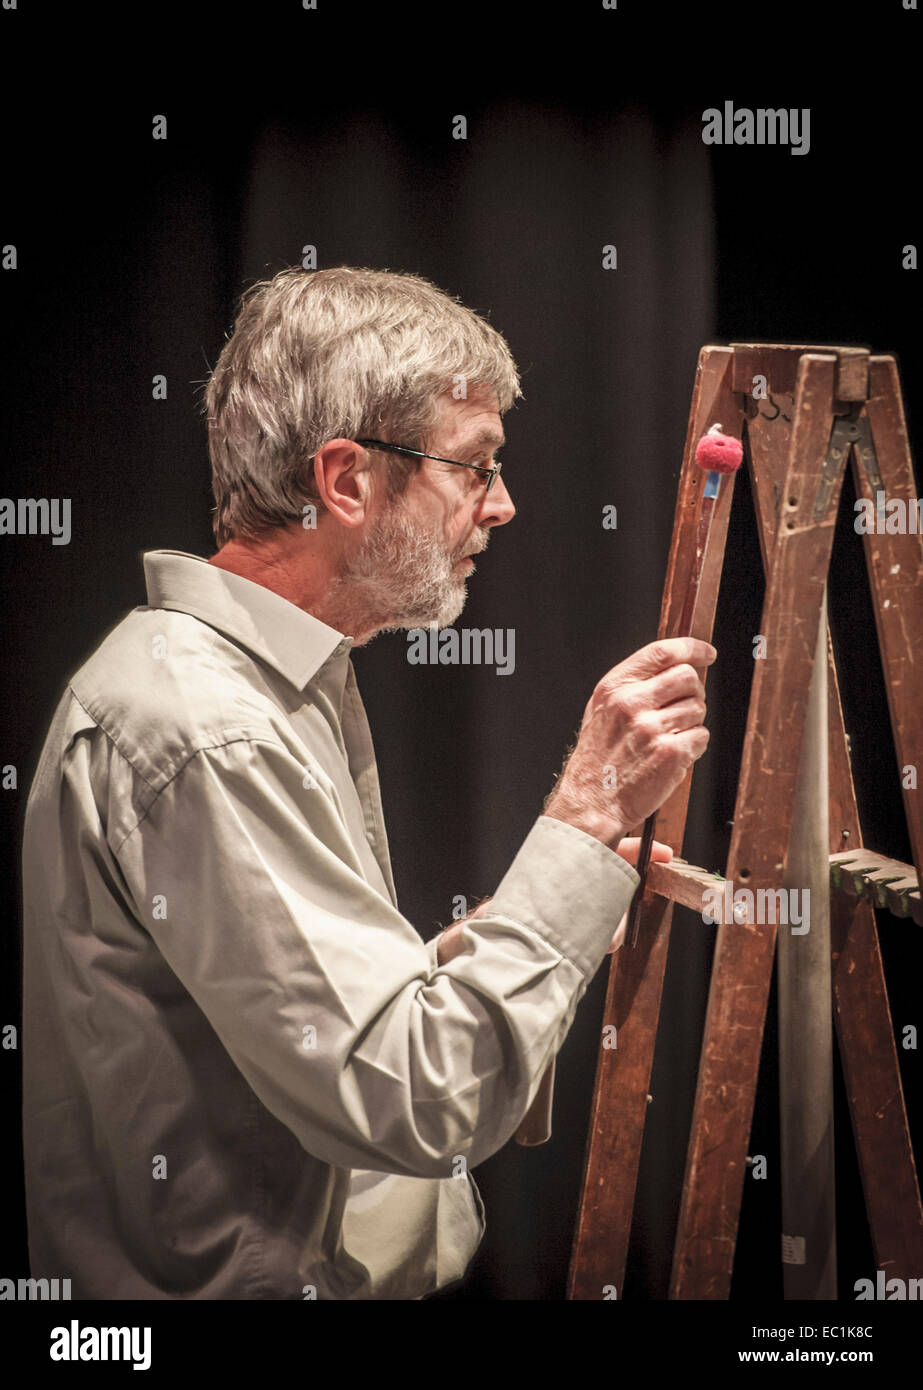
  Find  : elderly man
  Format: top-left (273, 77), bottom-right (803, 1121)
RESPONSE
top-left (21, 266), bottom-right (714, 1300)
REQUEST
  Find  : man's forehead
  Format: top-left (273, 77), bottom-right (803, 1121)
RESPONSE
top-left (433, 387), bottom-right (504, 449)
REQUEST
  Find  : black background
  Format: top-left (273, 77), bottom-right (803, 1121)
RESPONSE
top-left (2, 0), bottom-right (921, 1355)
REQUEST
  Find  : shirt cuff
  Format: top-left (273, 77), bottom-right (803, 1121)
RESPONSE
top-left (485, 815), bottom-right (641, 982)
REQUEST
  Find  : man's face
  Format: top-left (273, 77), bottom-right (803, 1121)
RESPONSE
top-left (338, 388), bottom-right (516, 631)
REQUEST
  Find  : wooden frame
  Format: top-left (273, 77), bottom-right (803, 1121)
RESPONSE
top-left (567, 344), bottom-right (923, 1300)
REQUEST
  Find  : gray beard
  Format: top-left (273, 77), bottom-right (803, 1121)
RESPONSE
top-left (329, 504), bottom-right (484, 634)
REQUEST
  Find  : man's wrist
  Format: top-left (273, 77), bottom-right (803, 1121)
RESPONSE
top-left (435, 895), bottom-right (494, 966)
top-left (542, 802), bottom-right (627, 852)
top-left (436, 919), bottom-right (466, 967)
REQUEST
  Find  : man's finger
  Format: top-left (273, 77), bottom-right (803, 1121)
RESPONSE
top-left (607, 911), bottom-right (628, 953)
top-left (612, 637), bottom-right (716, 685)
top-left (616, 837), bottom-right (674, 865)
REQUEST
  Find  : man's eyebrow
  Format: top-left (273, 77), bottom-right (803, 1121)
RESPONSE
top-left (458, 429), bottom-right (506, 456)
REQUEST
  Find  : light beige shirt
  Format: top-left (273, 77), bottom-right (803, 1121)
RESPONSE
top-left (21, 549), bottom-right (640, 1300)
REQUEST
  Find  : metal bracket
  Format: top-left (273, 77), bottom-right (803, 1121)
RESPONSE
top-left (815, 411), bottom-right (882, 522)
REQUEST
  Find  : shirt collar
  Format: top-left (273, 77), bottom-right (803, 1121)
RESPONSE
top-left (142, 550), bottom-right (353, 691)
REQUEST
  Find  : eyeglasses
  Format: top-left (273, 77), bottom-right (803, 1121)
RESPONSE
top-left (355, 438), bottom-right (503, 494)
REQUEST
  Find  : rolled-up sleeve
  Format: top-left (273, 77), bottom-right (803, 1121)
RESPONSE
top-left (115, 736), bottom-right (640, 1179)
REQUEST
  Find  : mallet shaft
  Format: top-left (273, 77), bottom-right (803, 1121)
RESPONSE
top-left (627, 470), bottom-right (721, 948)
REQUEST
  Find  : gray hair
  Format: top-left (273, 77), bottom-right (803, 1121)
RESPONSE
top-left (203, 265), bottom-right (523, 547)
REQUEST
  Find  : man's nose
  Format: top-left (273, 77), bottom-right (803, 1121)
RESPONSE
top-left (478, 475), bottom-right (516, 527)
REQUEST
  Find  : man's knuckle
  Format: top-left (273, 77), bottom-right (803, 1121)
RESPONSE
top-left (594, 672), bottom-right (619, 702)
top-left (605, 684), bottom-right (630, 715)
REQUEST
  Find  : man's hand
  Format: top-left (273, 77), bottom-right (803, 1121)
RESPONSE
top-left (543, 637), bottom-right (716, 850)
top-left (606, 835), bottom-right (673, 953)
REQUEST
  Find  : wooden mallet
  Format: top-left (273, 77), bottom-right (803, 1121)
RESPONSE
top-left (516, 424), bottom-right (742, 1143)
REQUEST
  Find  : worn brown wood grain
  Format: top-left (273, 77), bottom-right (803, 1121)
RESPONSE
top-left (670, 353), bottom-right (844, 1299)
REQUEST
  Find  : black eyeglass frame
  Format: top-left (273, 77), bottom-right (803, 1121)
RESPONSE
top-left (354, 438), bottom-right (502, 493)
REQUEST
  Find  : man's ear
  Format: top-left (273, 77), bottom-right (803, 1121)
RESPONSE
top-left (311, 440), bottom-right (376, 528)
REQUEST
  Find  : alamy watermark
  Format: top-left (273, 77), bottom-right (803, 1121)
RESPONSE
top-left (0, 1276), bottom-right (71, 1299)
top-left (854, 1272), bottom-right (923, 1300)
top-left (854, 491), bottom-right (923, 534)
top-left (49, 1320), bottom-right (151, 1370)
top-left (407, 622), bottom-right (515, 676)
top-left (702, 102), bottom-right (810, 156)
top-left (0, 497), bottom-right (71, 544)
top-left (702, 880), bottom-right (810, 933)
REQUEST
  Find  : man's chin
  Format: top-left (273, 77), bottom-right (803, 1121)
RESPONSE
top-left (384, 589), bottom-right (467, 632)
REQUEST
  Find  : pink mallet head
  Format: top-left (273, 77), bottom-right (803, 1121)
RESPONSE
top-left (694, 423), bottom-right (743, 473)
